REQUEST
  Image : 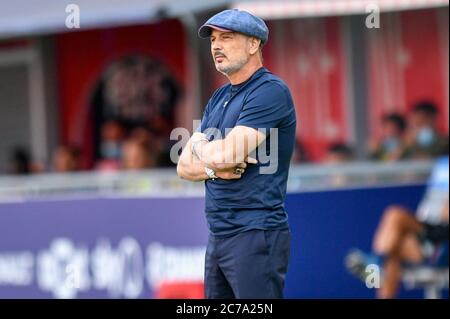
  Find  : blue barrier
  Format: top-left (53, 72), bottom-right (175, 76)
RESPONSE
top-left (1, 183), bottom-right (446, 298)
top-left (0, 197), bottom-right (208, 298)
top-left (284, 184), bottom-right (429, 299)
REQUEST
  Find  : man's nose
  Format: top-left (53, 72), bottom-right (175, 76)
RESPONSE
top-left (211, 41), bottom-right (222, 51)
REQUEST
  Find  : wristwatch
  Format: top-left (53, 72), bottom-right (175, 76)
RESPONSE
top-left (205, 166), bottom-right (218, 180)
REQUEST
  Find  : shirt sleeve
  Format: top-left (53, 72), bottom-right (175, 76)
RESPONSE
top-left (236, 82), bottom-right (292, 132)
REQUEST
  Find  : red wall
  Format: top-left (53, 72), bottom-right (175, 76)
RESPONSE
top-left (367, 8), bottom-right (449, 137)
top-left (55, 19), bottom-right (187, 167)
top-left (264, 17), bottom-right (351, 161)
top-left (54, 9), bottom-right (448, 165)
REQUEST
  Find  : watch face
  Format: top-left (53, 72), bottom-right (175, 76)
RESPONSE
top-left (205, 167), bottom-right (215, 179)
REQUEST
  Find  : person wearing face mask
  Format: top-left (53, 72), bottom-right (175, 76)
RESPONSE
top-left (405, 101), bottom-right (449, 160)
top-left (95, 120), bottom-right (125, 171)
top-left (369, 113), bottom-right (408, 162)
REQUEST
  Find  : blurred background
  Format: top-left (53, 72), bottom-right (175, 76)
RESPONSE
top-left (0, 0), bottom-right (448, 299)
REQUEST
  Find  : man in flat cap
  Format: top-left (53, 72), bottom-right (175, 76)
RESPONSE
top-left (177, 9), bottom-right (297, 299)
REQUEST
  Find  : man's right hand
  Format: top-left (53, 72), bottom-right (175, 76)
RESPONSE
top-left (215, 156), bottom-right (257, 180)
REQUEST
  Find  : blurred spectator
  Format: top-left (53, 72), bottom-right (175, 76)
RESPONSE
top-left (122, 139), bottom-right (154, 170)
top-left (100, 120), bottom-right (125, 159)
top-left (8, 147), bottom-right (31, 175)
top-left (128, 126), bottom-right (176, 167)
top-left (405, 101), bottom-right (449, 159)
top-left (369, 113), bottom-right (408, 162)
top-left (346, 156), bottom-right (449, 298)
top-left (52, 146), bottom-right (80, 172)
top-left (90, 54), bottom-right (181, 167)
top-left (129, 126), bottom-right (152, 145)
top-left (322, 143), bottom-right (355, 187)
top-left (323, 143), bottom-right (354, 164)
top-left (95, 120), bottom-right (125, 171)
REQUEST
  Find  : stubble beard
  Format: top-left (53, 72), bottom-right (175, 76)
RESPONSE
top-left (216, 55), bottom-right (249, 76)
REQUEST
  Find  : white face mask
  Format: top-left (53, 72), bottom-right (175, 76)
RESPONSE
top-left (101, 142), bottom-right (122, 159)
top-left (416, 127), bottom-right (435, 147)
top-left (382, 137), bottom-right (400, 152)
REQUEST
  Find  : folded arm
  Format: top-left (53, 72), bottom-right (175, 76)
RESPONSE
top-left (192, 125), bottom-right (265, 171)
top-left (177, 131), bottom-right (256, 182)
top-left (177, 126), bottom-right (266, 181)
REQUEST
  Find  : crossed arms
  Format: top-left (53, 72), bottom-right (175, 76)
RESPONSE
top-left (177, 125), bottom-right (266, 181)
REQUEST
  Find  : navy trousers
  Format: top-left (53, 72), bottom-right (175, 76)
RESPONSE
top-left (204, 229), bottom-right (291, 299)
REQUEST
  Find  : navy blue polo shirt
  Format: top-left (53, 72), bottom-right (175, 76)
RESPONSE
top-left (199, 67), bottom-right (296, 237)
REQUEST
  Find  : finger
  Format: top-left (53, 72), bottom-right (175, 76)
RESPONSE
top-left (237, 162), bottom-right (247, 169)
top-left (224, 172), bottom-right (242, 179)
top-left (221, 175), bottom-right (238, 180)
top-left (246, 156), bottom-right (258, 164)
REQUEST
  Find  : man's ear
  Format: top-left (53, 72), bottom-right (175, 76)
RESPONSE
top-left (249, 37), bottom-right (261, 55)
